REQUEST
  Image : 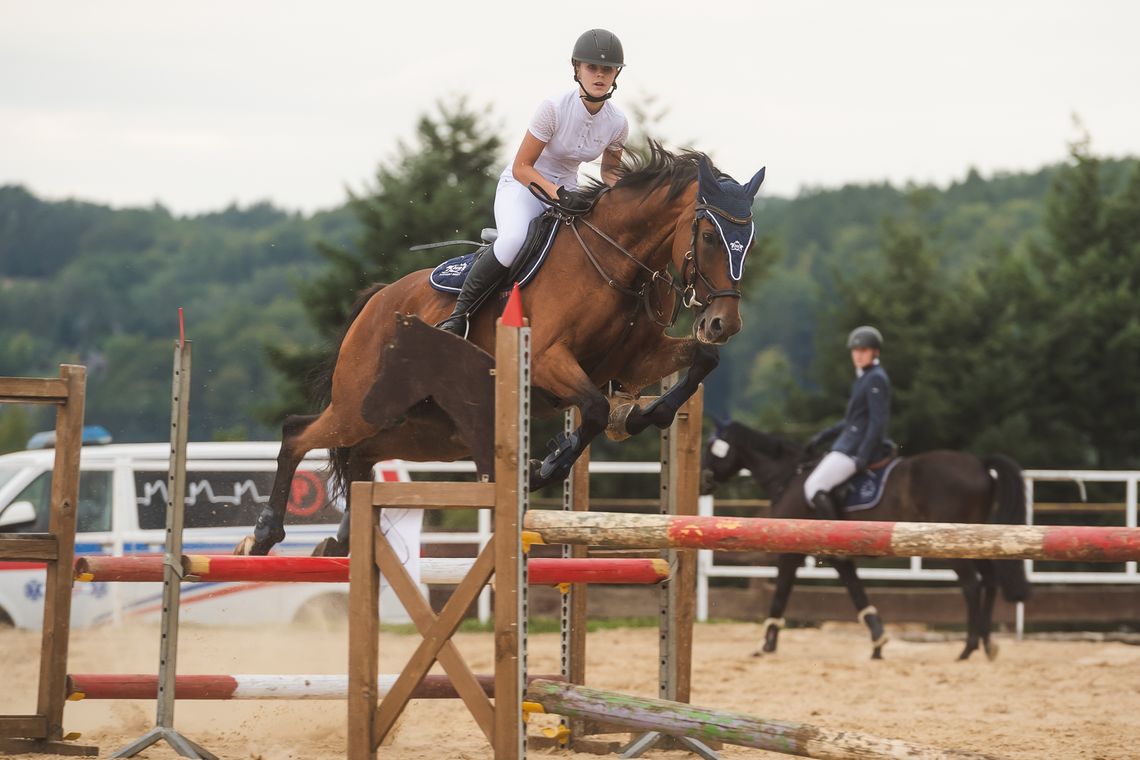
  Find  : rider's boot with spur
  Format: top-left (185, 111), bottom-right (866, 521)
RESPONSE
top-left (437, 249), bottom-right (510, 338)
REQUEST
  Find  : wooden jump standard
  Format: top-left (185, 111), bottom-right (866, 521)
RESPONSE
top-left (525, 680), bottom-right (998, 760)
top-left (0, 365), bottom-right (96, 757)
top-left (75, 554), bottom-right (669, 586)
top-left (523, 512), bottom-right (1140, 562)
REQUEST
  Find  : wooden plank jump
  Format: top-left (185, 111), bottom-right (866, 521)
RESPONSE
top-left (523, 512), bottom-right (1140, 562)
top-left (347, 306), bottom-right (530, 760)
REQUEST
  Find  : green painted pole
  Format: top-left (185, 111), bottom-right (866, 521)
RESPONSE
top-left (525, 680), bottom-right (1000, 760)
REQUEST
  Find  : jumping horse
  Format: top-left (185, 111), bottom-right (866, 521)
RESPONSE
top-left (700, 420), bottom-right (1031, 660)
top-left (236, 145), bottom-right (767, 557)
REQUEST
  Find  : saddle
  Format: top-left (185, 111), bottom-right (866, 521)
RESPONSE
top-left (428, 210), bottom-right (561, 295)
top-left (832, 440), bottom-right (901, 513)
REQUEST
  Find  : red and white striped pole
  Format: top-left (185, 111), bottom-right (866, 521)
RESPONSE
top-left (75, 555), bottom-right (670, 586)
top-left (523, 512), bottom-right (1140, 562)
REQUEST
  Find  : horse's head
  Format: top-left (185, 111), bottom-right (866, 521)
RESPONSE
top-left (700, 419), bottom-right (794, 496)
top-left (683, 157), bottom-right (766, 345)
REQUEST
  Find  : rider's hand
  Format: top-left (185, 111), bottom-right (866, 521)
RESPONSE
top-left (556, 186), bottom-right (590, 212)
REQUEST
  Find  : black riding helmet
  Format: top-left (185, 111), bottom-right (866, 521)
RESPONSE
top-left (846, 325), bottom-right (883, 350)
top-left (572, 29), bottom-right (624, 103)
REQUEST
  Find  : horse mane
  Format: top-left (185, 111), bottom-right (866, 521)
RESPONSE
top-left (577, 141), bottom-right (720, 205)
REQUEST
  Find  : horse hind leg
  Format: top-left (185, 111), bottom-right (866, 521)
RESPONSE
top-left (834, 559), bottom-right (888, 660)
top-left (235, 413), bottom-right (320, 556)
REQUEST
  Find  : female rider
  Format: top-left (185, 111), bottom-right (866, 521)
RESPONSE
top-left (438, 29), bottom-right (630, 337)
top-left (802, 325), bottom-right (892, 519)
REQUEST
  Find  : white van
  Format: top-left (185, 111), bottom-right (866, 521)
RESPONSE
top-left (0, 442), bottom-right (416, 629)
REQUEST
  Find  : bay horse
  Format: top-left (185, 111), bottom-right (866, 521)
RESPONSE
top-left (700, 420), bottom-right (1031, 661)
top-left (237, 145), bottom-right (767, 557)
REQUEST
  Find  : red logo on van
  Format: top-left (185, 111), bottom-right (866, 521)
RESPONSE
top-left (286, 471), bottom-right (327, 517)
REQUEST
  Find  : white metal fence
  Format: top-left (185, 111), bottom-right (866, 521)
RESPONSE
top-left (410, 461), bottom-right (1140, 629)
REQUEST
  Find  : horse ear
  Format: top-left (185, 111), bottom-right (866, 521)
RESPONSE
top-left (697, 156), bottom-right (719, 190)
top-left (745, 167), bottom-right (766, 198)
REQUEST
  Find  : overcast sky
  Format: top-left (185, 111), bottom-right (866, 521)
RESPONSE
top-left (2, 0), bottom-right (1138, 215)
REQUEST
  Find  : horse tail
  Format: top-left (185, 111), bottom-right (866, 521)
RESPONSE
top-left (984, 454), bottom-right (1032, 603)
top-left (318, 282), bottom-right (389, 504)
top-left (312, 282), bottom-right (388, 406)
top-left (327, 445), bottom-right (352, 506)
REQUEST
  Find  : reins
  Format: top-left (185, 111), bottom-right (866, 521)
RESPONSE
top-left (534, 183), bottom-right (745, 326)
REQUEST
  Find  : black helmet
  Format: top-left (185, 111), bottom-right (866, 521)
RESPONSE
top-left (846, 325), bottom-right (883, 350)
top-left (572, 29), bottom-right (625, 68)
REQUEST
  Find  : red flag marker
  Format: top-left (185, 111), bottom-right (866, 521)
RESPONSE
top-left (501, 283), bottom-right (526, 327)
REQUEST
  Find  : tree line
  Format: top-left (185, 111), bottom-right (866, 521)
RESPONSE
top-left (1, 102), bottom-right (1137, 472)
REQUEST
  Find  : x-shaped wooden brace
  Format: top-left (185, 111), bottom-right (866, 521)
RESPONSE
top-left (370, 526), bottom-right (497, 745)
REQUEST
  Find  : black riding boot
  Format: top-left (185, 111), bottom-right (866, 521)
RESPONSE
top-left (810, 490), bottom-right (841, 520)
top-left (436, 249), bottom-right (511, 338)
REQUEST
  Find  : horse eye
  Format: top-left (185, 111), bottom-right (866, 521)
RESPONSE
top-left (702, 231), bottom-right (716, 244)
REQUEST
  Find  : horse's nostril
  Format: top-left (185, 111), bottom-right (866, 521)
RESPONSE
top-left (711, 317), bottom-right (723, 333)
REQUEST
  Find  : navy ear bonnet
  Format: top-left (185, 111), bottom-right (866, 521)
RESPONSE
top-left (696, 159), bottom-right (766, 281)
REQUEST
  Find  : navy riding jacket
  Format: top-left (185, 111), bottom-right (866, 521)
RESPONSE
top-left (819, 362), bottom-right (891, 469)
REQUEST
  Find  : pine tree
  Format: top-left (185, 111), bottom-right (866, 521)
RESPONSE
top-left (261, 101), bottom-right (503, 421)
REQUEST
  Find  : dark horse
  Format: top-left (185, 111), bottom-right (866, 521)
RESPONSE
top-left (700, 420), bottom-right (1031, 661)
top-left (237, 145), bottom-right (766, 556)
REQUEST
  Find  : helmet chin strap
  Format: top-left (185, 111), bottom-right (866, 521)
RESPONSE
top-left (574, 72), bottom-right (620, 103)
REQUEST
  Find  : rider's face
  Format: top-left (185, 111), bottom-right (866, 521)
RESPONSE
top-left (576, 62), bottom-right (618, 99)
top-left (850, 347), bottom-right (876, 369)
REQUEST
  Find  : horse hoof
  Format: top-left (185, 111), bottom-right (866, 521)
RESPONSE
top-left (605, 402), bottom-right (637, 441)
top-left (312, 537), bottom-right (349, 557)
top-left (985, 641), bottom-right (1000, 661)
top-left (233, 535), bottom-right (256, 556)
top-left (871, 647), bottom-right (884, 660)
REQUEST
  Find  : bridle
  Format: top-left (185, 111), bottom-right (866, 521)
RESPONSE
top-left (684, 202), bottom-right (749, 308)
top-left (556, 189), bottom-right (747, 326)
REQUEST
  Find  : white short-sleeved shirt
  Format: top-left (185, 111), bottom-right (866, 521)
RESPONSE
top-left (499, 89), bottom-right (629, 190)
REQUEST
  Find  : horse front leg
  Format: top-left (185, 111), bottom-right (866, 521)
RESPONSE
top-left (530, 349), bottom-right (610, 491)
top-left (834, 559), bottom-right (888, 659)
top-left (609, 337), bottom-right (718, 440)
top-left (754, 553), bottom-right (802, 657)
top-left (952, 560), bottom-right (983, 660)
top-left (977, 560), bottom-right (1001, 661)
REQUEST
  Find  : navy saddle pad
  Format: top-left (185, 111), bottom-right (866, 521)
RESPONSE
top-left (430, 213), bottom-right (560, 294)
top-left (842, 458), bottom-right (902, 513)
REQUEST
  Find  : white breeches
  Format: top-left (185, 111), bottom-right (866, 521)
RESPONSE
top-left (803, 451), bottom-right (858, 502)
top-left (491, 175), bottom-right (548, 267)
